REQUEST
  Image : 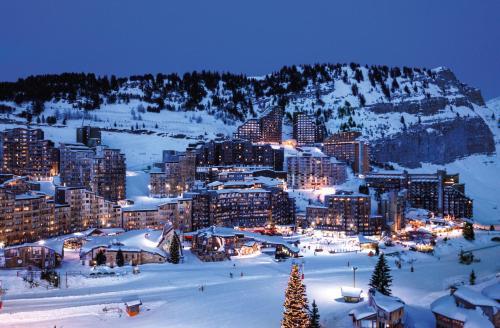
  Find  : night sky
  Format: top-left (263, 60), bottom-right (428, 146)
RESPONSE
top-left (1, 0), bottom-right (499, 99)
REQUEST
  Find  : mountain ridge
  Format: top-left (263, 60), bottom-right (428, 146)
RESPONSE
top-left (0, 63), bottom-right (495, 167)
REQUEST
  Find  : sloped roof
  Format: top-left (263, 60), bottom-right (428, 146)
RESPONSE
top-left (80, 229), bottom-right (167, 257)
top-left (431, 295), bottom-right (494, 328)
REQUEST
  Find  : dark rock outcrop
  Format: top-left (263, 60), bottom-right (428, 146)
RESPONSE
top-left (370, 116), bottom-right (495, 168)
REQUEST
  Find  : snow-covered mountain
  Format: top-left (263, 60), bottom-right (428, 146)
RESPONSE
top-left (0, 63), bottom-right (496, 168)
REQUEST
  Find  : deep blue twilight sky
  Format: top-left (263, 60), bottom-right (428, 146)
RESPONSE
top-left (1, 0), bottom-right (499, 99)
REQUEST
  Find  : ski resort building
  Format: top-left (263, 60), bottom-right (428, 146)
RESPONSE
top-left (365, 170), bottom-right (473, 218)
top-left (349, 289), bottom-right (405, 328)
top-left (431, 286), bottom-right (499, 328)
top-left (292, 112), bottom-right (325, 146)
top-left (286, 147), bottom-right (347, 189)
top-left (149, 149), bottom-right (196, 198)
top-left (234, 107), bottom-right (283, 143)
top-left (79, 227), bottom-right (178, 266)
top-left (322, 131), bottom-right (370, 175)
top-left (59, 143), bottom-right (126, 202)
top-left (190, 226), bottom-right (299, 261)
top-left (187, 178), bottom-right (295, 229)
top-left (76, 126), bottom-right (101, 147)
top-left (1, 238), bottom-right (64, 269)
top-left (194, 139), bottom-right (284, 172)
top-left (0, 127), bottom-right (59, 180)
top-left (306, 191), bottom-right (383, 236)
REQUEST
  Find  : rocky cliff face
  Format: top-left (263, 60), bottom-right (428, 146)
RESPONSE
top-left (370, 116), bottom-right (495, 168)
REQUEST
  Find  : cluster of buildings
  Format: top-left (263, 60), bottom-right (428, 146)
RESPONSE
top-left (286, 147), bottom-right (347, 189)
top-left (234, 107), bottom-right (283, 143)
top-left (0, 107), bottom-right (476, 253)
top-left (366, 170), bottom-right (473, 219)
top-left (59, 143), bottom-right (126, 202)
top-left (305, 191), bottom-right (383, 236)
top-left (0, 126), bottom-right (126, 246)
top-left (0, 127), bottom-right (59, 180)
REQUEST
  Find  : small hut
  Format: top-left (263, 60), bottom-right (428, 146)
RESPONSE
top-left (341, 287), bottom-right (363, 303)
top-left (125, 299), bottom-right (142, 317)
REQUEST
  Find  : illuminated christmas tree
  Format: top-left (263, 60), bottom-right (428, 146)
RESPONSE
top-left (282, 264), bottom-right (310, 328)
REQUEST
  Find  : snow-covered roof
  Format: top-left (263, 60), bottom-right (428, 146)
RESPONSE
top-left (454, 287), bottom-right (499, 308)
top-left (349, 304), bottom-right (375, 320)
top-left (482, 282), bottom-right (500, 301)
top-left (80, 229), bottom-right (167, 257)
top-left (371, 290), bottom-right (404, 312)
top-left (358, 235), bottom-right (378, 244)
top-left (125, 299), bottom-right (142, 307)
top-left (341, 287), bottom-right (362, 298)
top-left (431, 295), bottom-right (494, 328)
top-left (6, 238), bottom-right (65, 256)
top-left (214, 188), bottom-right (269, 194)
top-left (195, 226), bottom-right (299, 253)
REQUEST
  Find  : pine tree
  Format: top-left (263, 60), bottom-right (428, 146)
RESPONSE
top-left (169, 235), bottom-right (180, 264)
top-left (463, 222), bottom-right (475, 241)
top-left (309, 300), bottom-right (320, 328)
top-left (95, 250), bottom-right (106, 266)
top-left (469, 270), bottom-right (476, 285)
top-left (369, 254), bottom-right (392, 296)
top-left (116, 248), bottom-right (124, 267)
top-left (282, 264), bottom-right (310, 328)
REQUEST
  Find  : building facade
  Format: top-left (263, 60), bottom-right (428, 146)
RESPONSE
top-left (0, 128), bottom-right (59, 180)
top-left (195, 139), bottom-right (284, 172)
top-left (287, 150), bottom-right (347, 189)
top-left (366, 170), bottom-right (473, 218)
top-left (150, 150), bottom-right (196, 198)
top-left (292, 113), bottom-right (324, 146)
top-left (234, 107), bottom-right (283, 143)
top-left (306, 191), bottom-right (380, 235)
top-left (76, 126), bottom-right (102, 147)
top-left (59, 143), bottom-right (126, 202)
top-left (322, 131), bottom-right (370, 175)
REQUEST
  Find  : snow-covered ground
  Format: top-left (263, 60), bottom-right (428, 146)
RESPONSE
top-left (0, 232), bottom-right (498, 327)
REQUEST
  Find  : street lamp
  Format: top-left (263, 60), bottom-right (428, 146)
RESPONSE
top-left (353, 266), bottom-right (358, 288)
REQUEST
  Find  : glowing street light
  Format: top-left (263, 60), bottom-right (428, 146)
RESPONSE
top-left (352, 266), bottom-right (358, 288)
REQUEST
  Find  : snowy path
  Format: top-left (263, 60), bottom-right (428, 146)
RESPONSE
top-left (1, 234), bottom-right (499, 327)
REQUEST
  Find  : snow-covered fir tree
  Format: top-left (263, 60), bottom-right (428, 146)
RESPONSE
top-left (169, 235), bottom-right (181, 264)
top-left (369, 254), bottom-right (393, 296)
top-left (282, 264), bottom-right (310, 328)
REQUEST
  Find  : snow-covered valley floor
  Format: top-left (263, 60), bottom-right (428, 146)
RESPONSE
top-left (1, 232), bottom-right (499, 328)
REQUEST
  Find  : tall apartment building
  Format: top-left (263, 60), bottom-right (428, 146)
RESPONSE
top-left (322, 131), bottom-right (370, 175)
top-left (365, 170), bottom-right (473, 218)
top-left (195, 139), bottom-right (284, 172)
top-left (55, 186), bottom-right (122, 231)
top-left (59, 143), bottom-right (126, 202)
top-left (76, 126), bottom-right (102, 147)
top-left (0, 188), bottom-right (55, 246)
top-left (158, 198), bottom-right (193, 232)
top-left (150, 150), bottom-right (196, 198)
top-left (378, 190), bottom-right (407, 232)
top-left (188, 178), bottom-right (295, 229)
top-left (91, 146), bottom-right (126, 202)
top-left (234, 107), bottom-right (283, 143)
top-left (286, 149), bottom-right (347, 189)
top-left (0, 128), bottom-right (59, 180)
top-left (306, 190), bottom-right (379, 235)
top-left (59, 143), bottom-right (94, 187)
top-left (293, 113), bottom-right (325, 146)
